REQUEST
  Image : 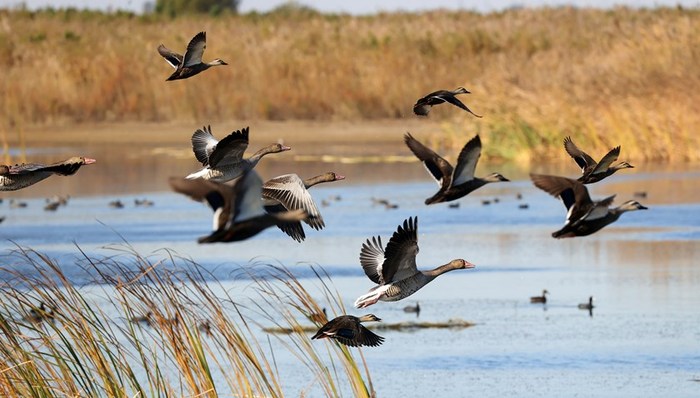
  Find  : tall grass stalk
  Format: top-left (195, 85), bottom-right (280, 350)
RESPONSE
top-left (0, 244), bottom-right (375, 397)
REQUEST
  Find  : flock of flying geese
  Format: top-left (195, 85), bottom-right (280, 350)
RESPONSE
top-left (1, 31), bottom-right (648, 348)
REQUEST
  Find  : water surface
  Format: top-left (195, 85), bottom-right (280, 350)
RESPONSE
top-left (1, 148), bottom-right (699, 397)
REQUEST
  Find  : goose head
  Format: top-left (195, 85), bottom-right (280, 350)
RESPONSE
top-left (617, 200), bottom-right (648, 212)
top-left (208, 58), bottom-right (228, 66)
top-left (63, 156), bottom-right (96, 166)
top-left (449, 259), bottom-right (476, 270)
top-left (267, 143), bottom-right (292, 154)
top-left (483, 172), bottom-right (509, 183)
top-left (326, 172), bottom-right (345, 182)
top-left (358, 314), bottom-right (381, 323)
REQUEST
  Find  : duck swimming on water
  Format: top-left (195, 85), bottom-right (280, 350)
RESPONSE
top-left (530, 289), bottom-right (549, 304)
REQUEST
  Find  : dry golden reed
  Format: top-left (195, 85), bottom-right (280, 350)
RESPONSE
top-left (0, 244), bottom-right (375, 397)
top-left (0, 6), bottom-right (698, 161)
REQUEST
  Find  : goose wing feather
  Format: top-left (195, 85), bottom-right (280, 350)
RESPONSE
top-left (207, 127), bottom-right (250, 168)
top-left (183, 31), bottom-right (207, 67)
top-left (589, 146), bottom-right (620, 175)
top-left (531, 174), bottom-right (593, 222)
top-left (563, 136), bottom-right (597, 173)
top-left (404, 133), bottom-right (453, 188)
top-left (262, 173), bottom-right (324, 230)
top-left (232, 169), bottom-right (266, 222)
top-left (360, 236), bottom-right (384, 285)
top-left (381, 217), bottom-right (419, 283)
top-left (191, 125), bottom-right (219, 166)
top-left (451, 135), bottom-right (482, 186)
top-left (157, 44), bottom-right (183, 69)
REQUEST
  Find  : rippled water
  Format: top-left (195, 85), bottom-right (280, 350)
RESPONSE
top-left (1, 151), bottom-right (699, 397)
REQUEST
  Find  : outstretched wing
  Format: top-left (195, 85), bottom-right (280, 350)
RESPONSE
top-left (441, 93), bottom-right (482, 118)
top-left (381, 217), bottom-right (419, 283)
top-left (335, 325), bottom-right (384, 348)
top-left (191, 125), bottom-right (219, 166)
top-left (262, 173), bottom-right (324, 230)
top-left (359, 236), bottom-right (384, 285)
top-left (9, 163), bottom-right (49, 174)
top-left (563, 136), bottom-right (597, 173)
top-left (231, 168), bottom-right (266, 223)
top-left (404, 133), bottom-right (453, 188)
top-left (169, 177), bottom-right (233, 231)
top-left (183, 31), bottom-right (206, 67)
top-left (530, 174), bottom-right (593, 223)
top-left (589, 146), bottom-right (620, 175)
top-left (157, 44), bottom-right (183, 69)
top-left (263, 203), bottom-right (306, 242)
top-left (451, 135), bottom-right (482, 186)
top-left (208, 127), bottom-right (250, 168)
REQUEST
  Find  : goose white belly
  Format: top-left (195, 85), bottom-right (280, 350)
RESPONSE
top-left (354, 272), bottom-right (430, 308)
top-left (185, 164), bottom-right (245, 182)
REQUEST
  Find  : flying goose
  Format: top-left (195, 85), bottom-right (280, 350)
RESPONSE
top-left (531, 174), bottom-right (647, 238)
top-left (413, 87), bottom-right (482, 117)
top-left (405, 133), bottom-right (509, 205)
top-left (311, 314), bottom-right (384, 347)
top-left (186, 125), bottom-right (290, 182)
top-left (158, 31), bottom-right (227, 81)
top-left (262, 172), bottom-right (345, 242)
top-left (170, 168), bottom-right (308, 243)
top-left (0, 157), bottom-right (95, 191)
top-left (354, 217), bottom-right (475, 308)
top-left (563, 136), bottom-right (634, 184)
top-left (530, 289), bottom-right (549, 304)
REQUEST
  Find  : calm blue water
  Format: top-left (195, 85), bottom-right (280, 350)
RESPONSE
top-left (1, 165), bottom-right (699, 397)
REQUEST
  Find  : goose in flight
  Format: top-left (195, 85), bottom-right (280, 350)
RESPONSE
top-left (354, 216), bottom-right (475, 308)
top-left (170, 168), bottom-right (308, 243)
top-left (158, 31), bottom-right (227, 81)
top-left (311, 314), bottom-right (384, 348)
top-left (0, 156), bottom-right (95, 191)
top-left (413, 87), bottom-right (482, 117)
top-left (405, 133), bottom-right (508, 205)
top-left (186, 125), bottom-right (290, 182)
top-left (262, 172), bottom-right (345, 242)
top-left (531, 173), bottom-right (647, 238)
top-left (563, 136), bottom-right (634, 184)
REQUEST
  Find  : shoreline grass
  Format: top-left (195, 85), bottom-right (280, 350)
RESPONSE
top-left (0, 243), bottom-right (376, 397)
top-left (0, 7), bottom-right (698, 162)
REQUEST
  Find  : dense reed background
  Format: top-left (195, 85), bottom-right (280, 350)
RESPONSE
top-left (0, 6), bottom-right (698, 161)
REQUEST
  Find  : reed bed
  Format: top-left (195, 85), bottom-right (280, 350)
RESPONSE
top-left (1, 6), bottom-right (698, 161)
top-left (0, 243), bottom-right (375, 397)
